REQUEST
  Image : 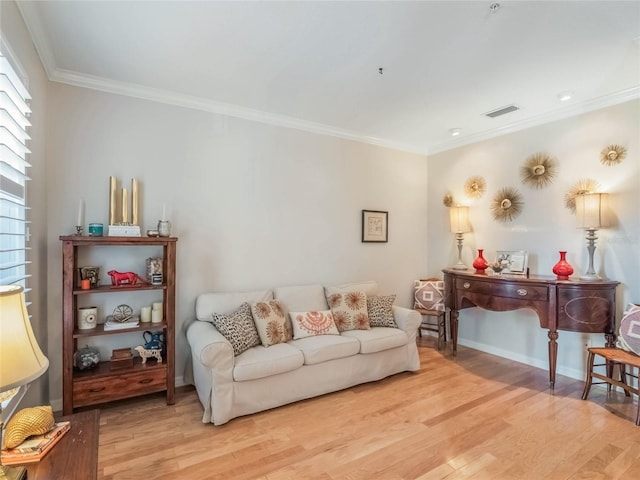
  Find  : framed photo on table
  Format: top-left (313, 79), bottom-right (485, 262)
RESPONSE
top-left (496, 250), bottom-right (528, 275)
top-left (362, 210), bottom-right (388, 243)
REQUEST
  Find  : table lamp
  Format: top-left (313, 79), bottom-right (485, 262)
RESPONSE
top-left (575, 192), bottom-right (609, 281)
top-left (0, 285), bottom-right (49, 480)
top-left (450, 206), bottom-right (471, 270)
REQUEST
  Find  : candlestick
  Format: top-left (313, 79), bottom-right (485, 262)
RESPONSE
top-left (77, 198), bottom-right (84, 227)
top-left (161, 203), bottom-right (167, 222)
top-left (109, 176), bottom-right (117, 225)
top-left (132, 178), bottom-right (139, 226)
top-left (122, 188), bottom-right (128, 224)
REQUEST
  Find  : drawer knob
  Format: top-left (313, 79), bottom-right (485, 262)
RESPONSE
top-left (517, 289), bottom-right (528, 296)
top-left (463, 282), bottom-right (471, 289)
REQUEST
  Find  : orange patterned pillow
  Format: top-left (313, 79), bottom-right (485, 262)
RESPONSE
top-left (326, 290), bottom-right (370, 332)
top-left (250, 299), bottom-right (292, 347)
top-left (289, 310), bottom-right (340, 339)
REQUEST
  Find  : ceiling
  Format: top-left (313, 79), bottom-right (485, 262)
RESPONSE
top-left (16, 1), bottom-right (640, 154)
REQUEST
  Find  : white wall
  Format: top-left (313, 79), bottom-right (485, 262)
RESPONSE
top-left (427, 100), bottom-right (640, 381)
top-left (1, 0), bottom-right (50, 407)
top-left (45, 83), bottom-right (429, 408)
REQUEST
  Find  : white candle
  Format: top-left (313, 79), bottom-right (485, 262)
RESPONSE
top-left (161, 203), bottom-right (167, 221)
top-left (77, 199), bottom-right (84, 226)
top-left (151, 309), bottom-right (163, 324)
top-left (140, 306), bottom-right (151, 323)
top-left (122, 188), bottom-right (128, 224)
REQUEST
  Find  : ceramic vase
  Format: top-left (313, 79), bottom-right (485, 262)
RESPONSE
top-left (552, 251), bottom-right (574, 280)
top-left (473, 249), bottom-right (488, 274)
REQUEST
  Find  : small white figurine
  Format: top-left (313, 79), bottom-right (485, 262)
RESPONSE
top-left (134, 345), bottom-right (163, 364)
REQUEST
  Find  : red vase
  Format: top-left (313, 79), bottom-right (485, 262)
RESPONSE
top-left (473, 249), bottom-right (488, 274)
top-left (553, 251), bottom-right (574, 280)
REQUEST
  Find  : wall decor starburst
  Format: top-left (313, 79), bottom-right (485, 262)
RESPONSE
top-left (600, 144), bottom-right (626, 166)
top-left (565, 178), bottom-right (600, 212)
top-left (464, 176), bottom-right (486, 199)
top-left (520, 153), bottom-right (557, 189)
top-left (491, 187), bottom-right (523, 223)
top-left (443, 194), bottom-right (453, 207)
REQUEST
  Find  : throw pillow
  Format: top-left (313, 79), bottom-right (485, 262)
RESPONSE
top-left (367, 294), bottom-right (397, 328)
top-left (211, 302), bottom-right (261, 355)
top-left (289, 310), bottom-right (339, 339)
top-left (326, 290), bottom-right (370, 332)
top-left (250, 299), bottom-right (292, 347)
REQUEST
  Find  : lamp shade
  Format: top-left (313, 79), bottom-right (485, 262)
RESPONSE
top-left (449, 206), bottom-right (471, 233)
top-left (0, 285), bottom-right (49, 393)
top-left (576, 193), bottom-right (609, 229)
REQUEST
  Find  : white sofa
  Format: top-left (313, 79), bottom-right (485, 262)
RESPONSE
top-left (186, 281), bottom-right (421, 425)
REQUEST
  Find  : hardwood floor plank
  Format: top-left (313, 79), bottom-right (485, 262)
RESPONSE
top-left (96, 338), bottom-right (640, 479)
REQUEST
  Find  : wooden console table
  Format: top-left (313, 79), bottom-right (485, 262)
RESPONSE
top-left (443, 268), bottom-right (619, 388)
top-left (25, 409), bottom-right (99, 480)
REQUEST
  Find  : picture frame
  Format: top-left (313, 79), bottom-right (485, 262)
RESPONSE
top-left (362, 210), bottom-right (388, 243)
top-left (495, 251), bottom-right (528, 275)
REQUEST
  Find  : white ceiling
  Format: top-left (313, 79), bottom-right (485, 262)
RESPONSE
top-left (16, 1), bottom-right (640, 154)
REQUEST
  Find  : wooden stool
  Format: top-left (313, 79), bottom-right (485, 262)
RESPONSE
top-left (581, 347), bottom-right (640, 426)
top-left (415, 308), bottom-right (447, 351)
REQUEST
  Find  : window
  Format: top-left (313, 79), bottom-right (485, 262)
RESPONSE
top-left (0, 43), bottom-right (31, 290)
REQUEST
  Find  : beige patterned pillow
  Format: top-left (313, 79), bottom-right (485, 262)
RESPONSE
top-left (289, 310), bottom-right (339, 339)
top-left (326, 290), bottom-right (370, 332)
top-left (211, 302), bottom-right (261, 355)
top-left (250, 299), bottom-right (292, 347)
top-left (367, 294), bottom-right (397, 328)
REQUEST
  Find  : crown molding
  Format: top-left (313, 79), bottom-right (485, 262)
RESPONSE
top-left (15, 1), bottom-right (57, 79)
top-left (428, 86), bottom-right (640, 155)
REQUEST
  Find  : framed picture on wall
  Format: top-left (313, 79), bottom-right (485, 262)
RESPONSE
top-left (362, 210), bottom-right (388, 243)
top-left (496, 250), bottom-right (528, 275)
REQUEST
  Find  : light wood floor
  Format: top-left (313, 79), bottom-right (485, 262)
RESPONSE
top-left (96, 337), bottom-right (640, 479)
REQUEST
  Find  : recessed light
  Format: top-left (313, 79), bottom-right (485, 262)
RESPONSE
top-left (449, 128), bottom-right (462, 137)
top-left (558, 91), bottom-right (573, 102)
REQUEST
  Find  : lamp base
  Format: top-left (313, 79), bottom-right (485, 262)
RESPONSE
top-left (451, 262), bottom-right (468, 270)
top-left (580, 272), bottom-right (602, 281)
top-left (0, 465), bottom-right (27, 480)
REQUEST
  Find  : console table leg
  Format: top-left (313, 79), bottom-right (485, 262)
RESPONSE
top-left (451, 309), bottom-right (459, 356)
top-left (548, 330), bottom-right (558, 390)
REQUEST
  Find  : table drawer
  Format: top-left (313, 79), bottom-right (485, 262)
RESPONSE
top-left (456, 278), bottom-right (549, 301)
top-left (73, 367), bottom-right (166, 407)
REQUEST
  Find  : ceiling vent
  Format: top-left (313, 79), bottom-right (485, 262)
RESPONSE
top-left (484, 105), bottom-right (519, 118)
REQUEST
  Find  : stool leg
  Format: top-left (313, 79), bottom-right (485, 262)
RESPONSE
top-left (619, 363), bottom-right (632, 397)
top-left (581, 351), bottom-right (596, 400)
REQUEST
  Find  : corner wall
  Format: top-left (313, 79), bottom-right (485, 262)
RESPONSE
top-left (45, 83), bottom-right (429, 408)
top-left (427, 100), bottom-right (640, 380)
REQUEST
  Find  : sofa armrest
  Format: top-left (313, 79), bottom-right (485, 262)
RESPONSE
top-left (392, 305), bottom-right (421, 337)
top-left (186, 320), bottom-right (235, 424)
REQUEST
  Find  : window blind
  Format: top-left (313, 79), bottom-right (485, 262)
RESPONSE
top-left (0, 50), bottom-right (31, 289)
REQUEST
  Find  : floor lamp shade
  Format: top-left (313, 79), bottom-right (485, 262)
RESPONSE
top-left (449, 206), bottom-right (471, 233)
top-left (0, 285), bottom-right (49, 393)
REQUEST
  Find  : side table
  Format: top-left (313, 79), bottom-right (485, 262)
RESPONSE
top-left (25, 409), bottom-right (100, 480)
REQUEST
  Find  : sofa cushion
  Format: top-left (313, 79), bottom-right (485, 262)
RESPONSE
top-left (325, 280), bottom-right (379, 297)
top-left (210, 303), bottom-right (261, 356)
top-left (290, 310), bottom-right (339, 339)
top-left (288, 335), bottom-right (360, 365)
top-left (326, 290), bottom-right (370, 332)
top-left (196, 289), bottom-right (273, 320)
top-left (233, 343), bottom-right (304, 381)
top-left (250, 299), bottom-right (292, 346)
top-left (341, 327), bottom-right (408, 354)
top-left (367, 294), bottom-right (398, 328)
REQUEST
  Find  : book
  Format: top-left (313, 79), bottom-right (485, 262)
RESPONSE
top-left (103, 316), bottom-right (140, 331)
top-left (0, 421), bottom-right (71, 465)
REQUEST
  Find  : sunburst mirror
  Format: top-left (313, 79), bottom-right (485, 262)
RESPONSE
top-left (600, 144), bottom-right (626, 166)
top-left (491, 187), bottom-right (523, 223)
top-left (565, 178), bottom-right (600, 212)
top-left (520, 153), bottom-right (557, 189)
top-left (464, 176), bottom-right (486, 199)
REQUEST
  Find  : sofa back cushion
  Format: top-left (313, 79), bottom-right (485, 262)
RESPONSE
top-left (324, 280), bottom-right (379, 298)
top-left (274, 284), bottom-right (328, 322)
top-left (195, 289), bottom-right (273, 321)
